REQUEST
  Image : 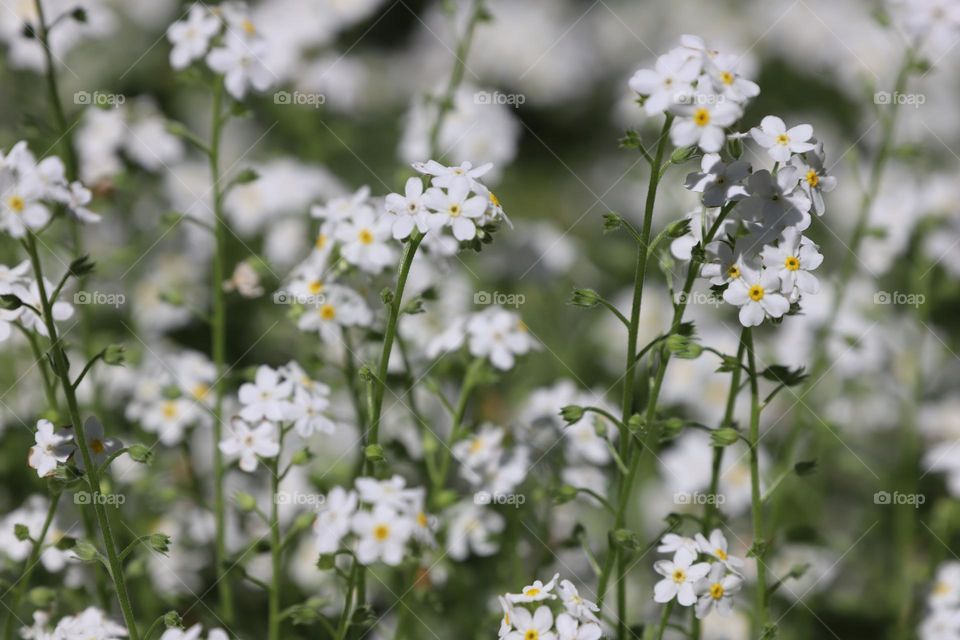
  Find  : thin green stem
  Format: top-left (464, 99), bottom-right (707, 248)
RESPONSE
top-left (207, 78), bottom-right (235, 625)
top-left (744, 328), bottom-right (768, 633)
top-left (654, 601), bottom-right (675, 640)
top-left (268, 432), bottom-right (284, 640)
top-left (24, 234), bottom-right (140, 640)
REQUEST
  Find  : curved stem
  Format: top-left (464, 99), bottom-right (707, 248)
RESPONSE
top-left (207, 78), bottom-right (235, 625)
top-left (24, 234), bottom-right (140, 640)
top-left (267, 431), bottom-right (285, 640)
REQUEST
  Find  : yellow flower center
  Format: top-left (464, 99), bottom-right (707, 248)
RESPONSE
top-left (373, 524), bottom-right (390, 541)
top-left (91, 439), bottom-right (105, 454)
top-left (716, 548), bottom-right (728, 560)
top-left (709, 583), bottom-right (725, 600)
top-left (242, 18), bottom-right (256, 35)
top-left (727, 265), bottom-right (741, 279)
top-left (934, 581), bottom-right (951, 595)
top-left (489, 192), bottom-right (501, 208)
top-left (162, 401), bottom-right (179, 418)
top-left (524, 631), bottom-right (538, 640)
top-left (417, 512), bottom-right (428, 527)
top-left (805, 169), bottom-right (819, 187)
top-left (448, 204), bottom-right (461, 218)
top-left (320, 304), bottom-right (336, 320)
top-left (785, 256), bottom-right (800, 271)
top-left (192, 384), bottom-right (209, 401)
top-left (469, 437), bottom-right (484, 454)
top-left (720, 71), bottom-right (735, 86)
top-left (308, 280), bottom-right (324, 295)
top-left (776, 133), bottom-right (790, 145)
top-left (748, 284), bottom-right (765, 301)
top-left (358, 229), bottom-right (374, 245)
top-left (693, 108), bottom-right (711, 127)
top-left (7, 195), bottom-right (24, 213)
top-left (524, 587), bottom-right (540, 597)
top-left (672, 569), bottom-right (687, 584)
top-left (316, 233), bottom-right (328, 249)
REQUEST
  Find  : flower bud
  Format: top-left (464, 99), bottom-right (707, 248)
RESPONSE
top-left (103, 344), bottom-right (125, 366)
top-left (364, 444), bottom-right (385, 463)
top-left (569, 288), bottom-right (600, 308)
top-left (559, 405), bottom-right (584, 424)
top-left (670, 144), bottom-right (700, 164)
top-left (163, 611), bottom-right (183, 630)
top-left (711, 428), bottom-right (740, 447)
top-left (149, 533), bottom-right (172, 555)
top-left (554, 485), bottom-right (578, 504)
top-left (128, 443), bottom-right (153, 465)
top-left (234, 491), bottom-right (258, 513)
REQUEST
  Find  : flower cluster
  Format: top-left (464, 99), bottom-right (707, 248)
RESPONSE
top-left (166, 3), bottom-right (273, 100)
top-left (498, 574), bottom-right (602, 640)
top-left (314, 475), bottom-right (434, 566)
top-left (1, 141), bottom-right (98, 237)
top-left (652, 530), bottom-right (744, 619)
top-left (20, 608), bottom-right (127, 640)
top-left (218, 362), bottom-right (334, 472)
top-left (28, 418), bottom-right (121, 478)
top-left (631, 36), bottom-right (836, 327)
top-left (427, 306), bottom-right (537, 370)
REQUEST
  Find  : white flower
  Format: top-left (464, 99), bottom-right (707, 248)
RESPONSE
top-left (684, 153), bottom-right (750, 207)
top-left (760, 227), bottom-right (823, 299)
top-left (314, 486), bottom-right (358, 553)
top-left (206, 31), bottom-right (273, 100)
top-left (557, 580), bottom-right (600, 623)
top-left (296, 284), bottom-right (372, 342)
top-left (356, 475), bottom-right (420, 511)
top-left (0, 260), bottom-right (29, 295)
top-left (750, 116), bottom-right (816, 163)
top-left (694, 562), bottom-right (743, 619)
top-left (445, 502), bottom-right (504, 560)
top-left (238, 365), bottom-right (294, 423)
top-left (352, 504), bottom-right (413, 566)
top-left (223, 260), bottom-right (263, 298)
top-left (555, 613), bottom-right (602, 640)
top-left (335, 206), bottom-right (395, 273)
top-left (28, 419), bottom-right (74, 477)
top-left (722, 264), bottom-right (790, 327)
top-left (629, 49), bottom-right (701, 116)
top-left (508, 573), bottom-right (560, 603)
top-left (700, 236), bottom-right (760, 286)
top-left (289, 387), bottom-right (335, 438)
top-left (929, 562), bottom-right (960, 610)
top-left (166, 5), bottom-right (220, 70)
top-left (653, 551), bottom-right (711, 606)
top-left (311, 186), bottom-right (371, 223)
top-left (75, 417), bottom-right (121, 471)
top-left (44, 607), bottom-right (128, 640)
top-left (694, 529), bottom-right (745, 572)
top-left (0, 168), bottom-right (50, 237)
top-left (504, 606), bottom-right (556, 640)
top-left (738, 169), bottom-right (811, 231)
top-left (670, 96), bottom-right (741, 153)
top-left (705, 53), bottom-right (760, 103)
top-left (452, 423), bottom-right (505, 470)
top-left (790, 144), bottom-right (836, 216)
top-left (385, 176), bottom-right (431, 239)
top-left (64, 182), bottom-right (100, 223)
top-left (498, 596), bottom-right (514, 638)
top-left (219, 419), bottom-right (279, 472)
top-left (657, 533), bottom-right (700, 563)
top-left (413, 159), bottom-right (493, 192)
top-left (141, 398), bottom-right (204, 446)
top-left (424, 180), bottom-right (488, 241)
top-left (467, 307), bottom-right (536, 370)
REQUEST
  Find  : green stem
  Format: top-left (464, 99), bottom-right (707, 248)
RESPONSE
top-left (744, 328), bottom-right (768, 633)
top-left (23, 234), bottom-right (140, 640)
top-left (365, 232), bottom-right (424, 474)
top-left (703, 339), bottom-right (747, 532)
top-left (2, 491), bottom-right (61, 640)
top-left (654, 601), bottom-right (674, 640)
top-left (432, 357), bottom-right (485, 502)
top-left (268, 432), bottom-right (284, 640)
top-left (207, 78), bottom-right (235, 625)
